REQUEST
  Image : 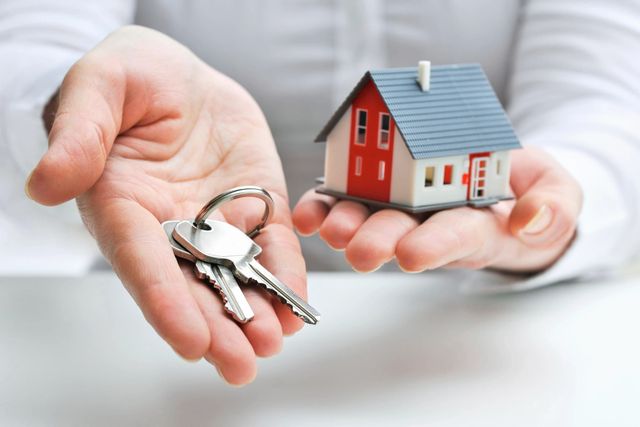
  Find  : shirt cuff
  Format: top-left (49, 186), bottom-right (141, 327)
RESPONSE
top-left (3, 55), bottom-right (79, 177)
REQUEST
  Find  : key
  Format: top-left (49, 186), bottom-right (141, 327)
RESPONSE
top-left (162, 220), bottom-right (198, 262)
top-left (196, 261), bottom-right (254, 323)
top-left (173, 219), bottom-right (321, 325)
top-left (162, 220), bottom-right (254, 323)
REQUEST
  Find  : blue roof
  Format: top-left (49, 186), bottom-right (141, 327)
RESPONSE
top-left (314, 64), bottom-right (521, 159)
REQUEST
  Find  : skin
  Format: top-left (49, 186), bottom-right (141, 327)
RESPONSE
top-left (25, 26), bottom-right (306, 386)
top-left (293, 147), bottom-right (583, 274)
top-left (25, 25), bottom-right (583, 385)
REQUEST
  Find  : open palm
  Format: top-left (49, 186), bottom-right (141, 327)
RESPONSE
top-left (27, 26), bottom-right (306, 385)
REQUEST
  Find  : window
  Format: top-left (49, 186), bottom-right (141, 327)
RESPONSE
top-left (355, 156), bottom-right (363, 176)
top-left (378, 113), bottom-right (390, 149)
top-left (424, 166), bottom-right (435, 187)
top-left (496, 159), bottom-right (502, 176)
top-left (378, 161), bottom-right (386, 181)
top-left (355, 109), bottom-right (367, 145)
top-left (443, 164), bottom-right (454, 185)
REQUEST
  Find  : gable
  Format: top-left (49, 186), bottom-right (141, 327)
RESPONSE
top-left (315, 64), bottom-right (522, 160)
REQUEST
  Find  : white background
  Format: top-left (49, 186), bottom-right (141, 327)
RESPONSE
top-left (2, 270), bottom-right (640, 426)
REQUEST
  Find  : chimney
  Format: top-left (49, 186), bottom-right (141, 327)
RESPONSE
top-left (417, 60), bottom-right (431, 92)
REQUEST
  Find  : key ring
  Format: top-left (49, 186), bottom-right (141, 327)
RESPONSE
top-left (194, 186), bottom-right (274, 238)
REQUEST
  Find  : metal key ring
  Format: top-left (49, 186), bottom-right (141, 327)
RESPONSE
top-left (194, 186), bottom-right (274, 238)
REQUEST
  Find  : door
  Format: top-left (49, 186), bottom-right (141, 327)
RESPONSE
top-left (346, 79), bottom-right (395, 202)
top-left (468, 153), bottom-right (490, 200)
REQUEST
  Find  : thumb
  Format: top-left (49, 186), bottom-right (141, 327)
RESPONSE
top-left (508, 148), bottom-right (583, 248)
top-left (26, 56), bottom-right (125, 206)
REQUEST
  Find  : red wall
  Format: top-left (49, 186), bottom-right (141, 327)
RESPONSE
top-left (346, 79), bottom-right (395, 202)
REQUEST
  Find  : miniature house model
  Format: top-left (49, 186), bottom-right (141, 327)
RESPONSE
top-left (314, 61), bottom-right (522, 213)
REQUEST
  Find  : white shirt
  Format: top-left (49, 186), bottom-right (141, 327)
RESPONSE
top-left (0, 0), bottom-right (639, 289)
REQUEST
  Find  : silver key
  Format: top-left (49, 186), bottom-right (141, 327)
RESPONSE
top-left (162, 220), bottom-right (254, 323)
top-left (173, 220), bottom-right (320, 325)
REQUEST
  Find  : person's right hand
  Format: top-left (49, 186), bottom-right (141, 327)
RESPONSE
top-left (25, 26), bottom-right (308, 386)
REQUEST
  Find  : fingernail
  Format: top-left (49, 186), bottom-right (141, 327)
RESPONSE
top-left (521, 205), bottom-right (553, 235)
top-left (24, 169), bottom-right (35, 200)
top-left (174, 349), bottom-right (201, 363)
top-left (216, 367), bottom-right (229, 382)
top-left (324, 240), bottom-right (345, 252)
top-left (216, 367), bottom-right (243, 388)
top-left (295, 229), bottom-right (316, 238)
top-left (351, 263), bottom-right (383, 274)
top-left (397, 264), bottom-right (422, 274)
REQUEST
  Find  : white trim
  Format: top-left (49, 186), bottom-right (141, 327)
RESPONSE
top-left (378, 160), bottom-right (386, 181)
top-left (470, 156), bottom-right (489, 199)
top-left (377, 112), bottom-right (390, 150)
top-left (323, 106), bottom-right (351, 193)
top-left (424, 165), bottom-right (435, 187)
top-left (355, 156), bottom-right (363, 176)
top-left (354, 108), bottom-right (367, 146)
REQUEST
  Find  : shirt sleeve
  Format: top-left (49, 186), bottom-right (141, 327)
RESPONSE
top-left (464, 0), bottom-right (640, 293)
top-left (0, 0), bottom-right (134, 274)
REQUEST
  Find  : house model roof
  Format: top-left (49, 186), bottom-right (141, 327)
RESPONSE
top-left (315, 64), bottom-right (522, 159)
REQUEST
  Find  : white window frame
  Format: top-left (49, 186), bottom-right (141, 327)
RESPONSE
top-left (378, 160), bottom-right (386, 181)
top-left (377, 112), bottom-right (391, 150)
top-left (355, 156), bottom-right (363, 176)
top-left (354, 109), bottom-right (368, 146)
top-left (470, 157), bottom-right (488, 199)
top-left (443, 164), bottom-right (454, 186)
top-left (424, 165), bottom-right (435, 187)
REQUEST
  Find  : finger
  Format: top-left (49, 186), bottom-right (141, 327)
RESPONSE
top-left (219, 192), bottom-right (306, 335)
top-left (183, 269), bottom-right (257, 386)
top-left (238, 286), bottom-right (284, 357)
top-left (292, 189), bottom-right (337, 236)
top-left (396, 207), bottom-right (506, 272)
top-left (255, 223), bottom-right (307, 335)
top-left (508, 148), bottom-right (583, 248)
top-left (345, 209), bottom-right (419, 272)
top-left (218, 193), bottom-right (307, 335)
top-left (88, 198), bottom-right (210, 360)
top-left (26, 52), bottom-right (126, 205)
top-left (318, 201), bottom-right (370, 250)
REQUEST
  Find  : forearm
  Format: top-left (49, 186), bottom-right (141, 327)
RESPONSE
top-left (505, 0), bottom-right (640, 283)
top-left (0, 0), bottom-right (135, 274)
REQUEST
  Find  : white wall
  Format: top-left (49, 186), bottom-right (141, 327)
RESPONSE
top-left (484, 150), bottom-right (511, 197)
top-left (323, 106), bottom-right (351, 193)
top-left (389, 128), bottom-right (415, 205)
top-left (393, 149), bottom-right (512, 207)
top-left (410, 154), bottom-right (468, 206)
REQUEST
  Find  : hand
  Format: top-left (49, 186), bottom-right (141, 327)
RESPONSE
top-left (26, 26), bottom-right (306, 385)
top-left (293, 147), bottom-right (582, 274)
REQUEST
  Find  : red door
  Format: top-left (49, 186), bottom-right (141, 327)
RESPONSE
top-left (467, 152), bottom-right (490, 200)
top-left (346, 80), bottom-right (395, 202)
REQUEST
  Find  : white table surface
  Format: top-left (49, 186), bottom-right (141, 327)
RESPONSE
top-left (1, 271), bottom-right (640, 427)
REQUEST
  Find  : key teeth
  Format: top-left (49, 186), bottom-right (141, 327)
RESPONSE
top-left (195, 266), bottom-right (253, 324)
top-left (247, 278), bottom-right (317, 324)
top-left (204, 278), bottom-right (239, 319)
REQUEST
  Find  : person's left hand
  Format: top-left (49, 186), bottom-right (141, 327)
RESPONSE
top-left (293, 147), bottom-right (582, 274)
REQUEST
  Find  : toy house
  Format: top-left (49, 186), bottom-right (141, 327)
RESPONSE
top-left (314, 61), bottom-right (522, 213)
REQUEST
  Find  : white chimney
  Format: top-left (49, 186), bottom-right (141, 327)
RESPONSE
top-left (417, 60), bottom-right (431, 92)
